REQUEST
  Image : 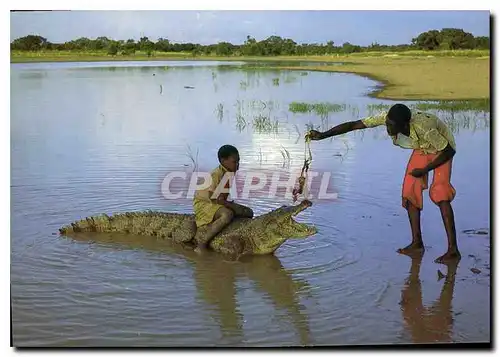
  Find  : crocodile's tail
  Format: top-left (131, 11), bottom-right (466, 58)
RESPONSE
top-left (59, 211), bottom-right (196, 242)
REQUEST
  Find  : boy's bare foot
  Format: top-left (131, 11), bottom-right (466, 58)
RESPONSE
top-left (194, 244), bottom-right (209, 254)
top-left (434, 249), bottom-right (461, 264)
top-left (180, 241), bottom-right (195, 250)
top-left (397, 242), bottom-right (425, 256)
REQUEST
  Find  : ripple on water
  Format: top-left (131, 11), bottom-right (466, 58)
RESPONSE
top-left (11, 62), bottom-right (491, 346)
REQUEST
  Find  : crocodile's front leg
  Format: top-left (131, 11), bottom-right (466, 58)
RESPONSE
top-left (171, 216), bottom-right (197, 243)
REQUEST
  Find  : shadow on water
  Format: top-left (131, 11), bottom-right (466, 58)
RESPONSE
top-left (400, 254), bottom-right (457, 343)
top-left (65, 232), bottom-right (312, 345)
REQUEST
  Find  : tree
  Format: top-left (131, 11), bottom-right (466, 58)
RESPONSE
top-left (474, 36), bottom-right (490, 49)
top-left (325, 41), bottom-right (335, 54)
top-left (10, 27), bottom-right (490, 57)
top-left (439, 28), bottom-right (475, 49)
top-left (241, 35), bottom-right (261, 56)
top-left (11, 35), bottom-right (49, 51)
top-left (155, 38), bottom-right (171, 52)
top-left (138, 36), bottom-right (154, 55)
top-left (107, 43), bottom-right (118, 56)
top-left (412, 28), bottom-right (478, 50)
top-left (412, 30), bottom-right (441, 50)
top-left (341, 42), bottom-right (361, 54)
top-left (215, 42), bottom-right (234, 56)
top-left (121, 39), bottom-right (136, 55)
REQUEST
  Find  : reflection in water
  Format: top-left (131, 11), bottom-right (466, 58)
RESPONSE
top-left (240, 255), bottom-right (311, 345)
top-left (11, 62), bottom-right (490, 346)
top-left (67, 232), bottom-right (311, 345)
top-left (190, 254), bottom-right (243, 342)
top-left (400, 254), bottom-right (457, 343)
top-left (190, 254), bottom-right (311, 345)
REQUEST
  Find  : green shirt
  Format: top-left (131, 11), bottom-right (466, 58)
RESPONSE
top-left (361, 109), bottom-right (456, 154)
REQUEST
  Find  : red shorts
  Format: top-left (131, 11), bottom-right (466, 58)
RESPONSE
top-left (402, 150), bottom-right (456, 210)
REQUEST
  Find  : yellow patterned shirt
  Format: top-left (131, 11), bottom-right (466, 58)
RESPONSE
top-left (361, 109), bottom-right (456, 154)
top-left (193, 164), bottom-right (233, 227)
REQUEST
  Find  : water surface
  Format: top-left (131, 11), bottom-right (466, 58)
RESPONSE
top-left (11, 60), bottom-right (490, 346)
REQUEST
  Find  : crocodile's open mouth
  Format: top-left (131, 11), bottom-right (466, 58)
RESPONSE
top-left (286, 200), bottom-right (317, 238)
top-left (291, 199), bottom-right (313, 216)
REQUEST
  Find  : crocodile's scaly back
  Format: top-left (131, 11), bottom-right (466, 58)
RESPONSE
top-left (59, 211), bottom-right (197, 243)
top-left (59, 200), bottom-right (317, 256)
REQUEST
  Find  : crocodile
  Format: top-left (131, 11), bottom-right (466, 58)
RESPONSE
top-left (59, 199), bottom-right (317, 256)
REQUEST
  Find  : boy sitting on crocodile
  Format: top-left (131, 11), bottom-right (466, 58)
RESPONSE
top-left (193, 144), bottom-right (254, 253)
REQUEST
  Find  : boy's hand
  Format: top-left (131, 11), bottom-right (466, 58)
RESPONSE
top-left (305, 130), bottom-right (323, 141)
top-left (215, 196), bottom-right (232, 205)
top-left (410, 168), bottom-right (428, 178)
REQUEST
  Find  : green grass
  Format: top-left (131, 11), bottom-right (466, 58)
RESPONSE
top-left (252, 114), bottom-right (279, 134)
top-left (231, 99), bottom-right (284, 134)
top-left (412, 99), bottom-right (490, 112)
top-left (366, 103), bottom-right (392, 116)
top-left (10, 49), bottom-right (490, 62)
top-left (345, 49), bottom-right (490, 58)
top-left (366, 100), bottom-right (490, 114)
top-left (289, 102), bottom-right (347, 118)
top-left (291, 99), bottom-right (490, 118)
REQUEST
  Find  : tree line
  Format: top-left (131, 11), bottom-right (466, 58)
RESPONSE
top-left (11, 28), bottom-right (490, 57)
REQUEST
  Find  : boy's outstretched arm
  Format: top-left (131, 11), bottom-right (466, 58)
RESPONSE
top-left (306, 111), bottom-right (386, 141)
top-left (306, 120), bottom-right (368, 140)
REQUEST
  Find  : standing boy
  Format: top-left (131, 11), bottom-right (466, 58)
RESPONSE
top-left (306, 104), bottom-right (460, 264)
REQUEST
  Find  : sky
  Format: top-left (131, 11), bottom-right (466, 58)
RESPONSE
top-left (10, 10), bottom-right (490, 46)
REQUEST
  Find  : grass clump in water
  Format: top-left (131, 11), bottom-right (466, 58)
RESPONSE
top-left (366, 103), bottom-right (392, 116)
top-left (215, 103), bottom-right (224, 122)
top-left (289, 102), bottom-right (347, 117)
top-left (185, 144), bottom-right (199, 171)
top-left (289, 102), bottom-right (310, 113)
top-left (253, 114), bottom-right (279, 134)
top-left (411, 99), bottom-right (490, 113)
top-left (366, 99), bottom-right (490, 117)
top-left (279, 145), bottom-right (291, 167)
top-left (235, 100), bottom-right (248, 130)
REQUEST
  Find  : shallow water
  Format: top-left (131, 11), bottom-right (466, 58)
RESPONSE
top-left (10, 60), bottom-right (490, 346)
